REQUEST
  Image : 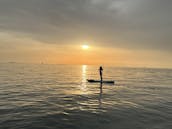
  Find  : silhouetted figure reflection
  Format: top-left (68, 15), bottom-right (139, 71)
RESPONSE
top-left (99, 83), bottom-right (103, 106)
top-left (99, 66), bottom-right (103, 83)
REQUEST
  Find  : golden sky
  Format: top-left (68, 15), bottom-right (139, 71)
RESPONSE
top-left (0, 37), bottom-right (171, 68)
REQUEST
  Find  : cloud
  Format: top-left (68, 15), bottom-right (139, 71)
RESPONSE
top-left (0, 0), bottom-right (172, 51)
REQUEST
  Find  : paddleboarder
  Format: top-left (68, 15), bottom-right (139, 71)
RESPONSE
top-left (99, 66), bottom-right (103, 83)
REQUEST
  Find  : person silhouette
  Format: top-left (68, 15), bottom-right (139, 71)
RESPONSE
top-left (99, 66), bottom-right (103, 83)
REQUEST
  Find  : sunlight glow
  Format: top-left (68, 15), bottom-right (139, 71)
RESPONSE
top-left (82, 45), bottom-right (89, 50)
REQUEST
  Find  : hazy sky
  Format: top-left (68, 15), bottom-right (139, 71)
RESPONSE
top-left (0, 0), bottom-right (172, 68)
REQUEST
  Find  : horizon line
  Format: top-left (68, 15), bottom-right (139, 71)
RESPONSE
top-left (1, 62), bottom-right (172, 70)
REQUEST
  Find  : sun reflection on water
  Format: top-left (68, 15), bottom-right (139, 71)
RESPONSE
top-left (65, 65), bottom-right (91, 95)
top-left (82, 65), bottom-right (87, 82)
top-left (81, 65), bottom-right (87, 91)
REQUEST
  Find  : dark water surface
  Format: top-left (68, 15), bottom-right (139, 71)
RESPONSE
top-left (0, 63), bottom-right (172, 129)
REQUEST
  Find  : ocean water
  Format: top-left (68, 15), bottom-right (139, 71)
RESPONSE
top-left (0, 63), bottom-right (172, 129)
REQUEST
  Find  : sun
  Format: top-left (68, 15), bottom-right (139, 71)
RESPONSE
top-left (82, 45), bottom-right (89, 50)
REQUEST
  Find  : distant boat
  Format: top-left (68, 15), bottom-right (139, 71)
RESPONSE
top-left (8, 62), bottom-right (17, 64)
top-left (87, 79), bottom-right (115, 84)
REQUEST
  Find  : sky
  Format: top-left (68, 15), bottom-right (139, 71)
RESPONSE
top-left (0, 0), bottom-right (172, 68)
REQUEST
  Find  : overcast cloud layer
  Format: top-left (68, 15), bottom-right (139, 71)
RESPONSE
top-left (0, 0), bottom-right (172, 51)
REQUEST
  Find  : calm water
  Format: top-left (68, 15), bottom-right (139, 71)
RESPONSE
top-left (0, 63), bottom-right (172, 129)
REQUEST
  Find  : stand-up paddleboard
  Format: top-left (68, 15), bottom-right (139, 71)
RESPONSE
top-left (87, 79), bottom-right (115, 84)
